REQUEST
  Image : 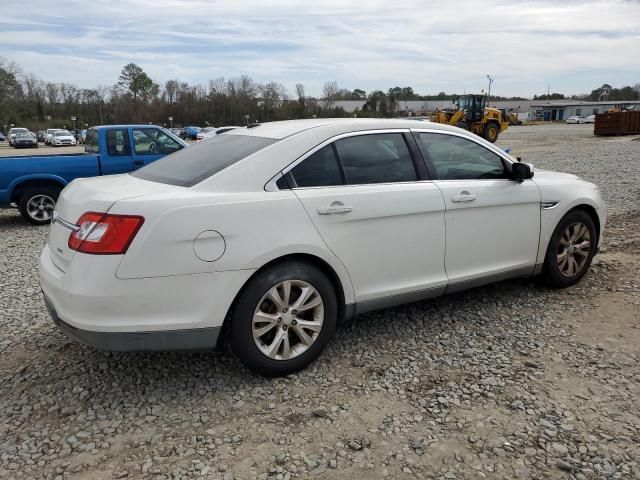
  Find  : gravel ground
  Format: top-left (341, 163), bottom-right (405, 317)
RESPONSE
top-left (1, 124), bottom-right (639, 480)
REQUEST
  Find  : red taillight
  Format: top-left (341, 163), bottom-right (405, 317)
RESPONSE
top-left (68, 212), bottom-right (144, 255)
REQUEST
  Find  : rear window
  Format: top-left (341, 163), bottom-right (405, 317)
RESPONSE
top-left (131, 134), bottom-right (277, 187)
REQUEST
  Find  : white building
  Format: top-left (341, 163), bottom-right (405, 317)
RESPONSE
top-left (528, 100), bottom-right (640, 121)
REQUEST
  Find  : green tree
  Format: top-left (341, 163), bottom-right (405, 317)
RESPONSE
top-left (118, 63), bottom-right (159, 102)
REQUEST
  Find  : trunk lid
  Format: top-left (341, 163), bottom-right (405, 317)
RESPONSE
top-left (48, 174), bottom-right (179, 272)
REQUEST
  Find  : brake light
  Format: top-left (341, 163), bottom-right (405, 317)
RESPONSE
top-left (68, 212), bottom-right (144, 254)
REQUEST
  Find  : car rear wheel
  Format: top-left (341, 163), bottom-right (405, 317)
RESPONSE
top-left (543, 210), bottom-right (597, 288)
top-left (18, 186), bottom-right (61, 225)
top-left (230, 261), bottom-right (338, 376)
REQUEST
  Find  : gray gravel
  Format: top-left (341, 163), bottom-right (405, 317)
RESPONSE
top-left (1, 124), bottom-right (639, 479)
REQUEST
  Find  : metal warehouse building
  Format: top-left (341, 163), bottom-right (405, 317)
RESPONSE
top-left (334, 99), bottom-right (640, 122)
top-left (530, 100), bottom-right (640, 121)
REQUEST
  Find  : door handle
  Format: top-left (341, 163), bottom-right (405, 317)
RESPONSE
top-left (317, 203), bottom-right (353, 215)
top-left (451, 192), bottom-right (476, 203)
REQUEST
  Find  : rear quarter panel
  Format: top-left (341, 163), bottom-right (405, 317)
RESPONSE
top-left (111, 191), bottom-right (355, 304)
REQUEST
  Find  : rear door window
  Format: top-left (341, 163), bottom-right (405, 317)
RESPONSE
top-left (334, 134), bottom-right (417, 185)
top-left (132, 134), bottom-right (277, 187)
top-left (290, 145), bottom-right (344, 188)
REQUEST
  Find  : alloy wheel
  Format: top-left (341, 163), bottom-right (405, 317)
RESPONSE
top-left (557, 222), bottom-right (591, 277)
top-left (26, 195), bottom-right (56, 222)
top-left (252, 280), bottom-right (324, 360)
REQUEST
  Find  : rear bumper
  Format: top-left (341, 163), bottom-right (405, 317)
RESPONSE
top-left (39, 244), bottom-right (254, 351)
top-left (43, 292), bottom-right (220, 351)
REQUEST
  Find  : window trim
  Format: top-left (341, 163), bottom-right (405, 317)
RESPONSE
top-left (266, 129), bottom-right (431, 191)
top-left (410, 128), bottom-right (516, 181)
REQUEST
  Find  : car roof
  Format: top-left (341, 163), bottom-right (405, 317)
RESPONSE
top-left (89, 124), bottom-right (167, 130)
top-left (225, 118), bottom-right (463, 140)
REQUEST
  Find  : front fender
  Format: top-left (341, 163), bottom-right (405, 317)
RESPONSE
top-left (536, 194), bottom-right (606, 265)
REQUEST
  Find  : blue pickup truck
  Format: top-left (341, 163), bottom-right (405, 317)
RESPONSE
top-left (0, 125), bottom-right (187, 224)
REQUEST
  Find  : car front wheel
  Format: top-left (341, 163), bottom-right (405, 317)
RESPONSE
top-left (543, 210), bottom-right (597, 288)
top-left (230, 261), bottom-right (338, 376)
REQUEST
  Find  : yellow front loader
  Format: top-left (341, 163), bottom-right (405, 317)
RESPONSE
top-left (431, 95), bottom-right (508, 142)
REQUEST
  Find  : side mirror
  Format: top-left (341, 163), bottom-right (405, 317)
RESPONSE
top-left (511, 162), bottom-right (534, 181)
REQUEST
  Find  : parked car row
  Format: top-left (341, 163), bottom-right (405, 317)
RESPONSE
top-left (0, 127), bottom-right (88, 148)
top-left (566, 115), bottom-right (596, 124)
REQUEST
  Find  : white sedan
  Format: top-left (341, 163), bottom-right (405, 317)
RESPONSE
top-left (40, 119), bottom-right (606, 376)
top-left (51, 130), bottom-right (77, 146)
top-left (566, 116), bottom-right (585, 124)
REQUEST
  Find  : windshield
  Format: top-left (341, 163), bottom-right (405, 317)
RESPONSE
top-left (132, 134), bottom-right (277, 187)
top-left (55, 131), bottom-right (71, 136)
top-left (11, 128), bottom-right (27, 134)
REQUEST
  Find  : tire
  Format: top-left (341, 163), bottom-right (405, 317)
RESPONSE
top-left (542, 210), bottom-right (597, 288)
top-left (483, 122), bottom-right (500, 143)
top-left (230, 261), bottom-right (338, 376)
top-left (18, 186), bottom-right (61, 225)
top-left (455, 121), bottom-right (470, 130)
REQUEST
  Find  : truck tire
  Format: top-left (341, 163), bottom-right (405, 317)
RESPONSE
top-left (18, 186), bottom-right (61, 225)
top-left (483, 122), bottom-right (500, 143)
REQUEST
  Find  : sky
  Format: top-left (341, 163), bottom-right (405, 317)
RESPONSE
top-left (1, 0), bottom-right (639, 98)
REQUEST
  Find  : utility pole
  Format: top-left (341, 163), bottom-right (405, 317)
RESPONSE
top-left (486, 75), bottom-right (494, 105)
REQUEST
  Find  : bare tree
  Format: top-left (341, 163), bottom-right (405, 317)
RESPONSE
top-left (322, 81), bottom-right (339, 109)
top-left (164, 80), bottom-right (179, 104)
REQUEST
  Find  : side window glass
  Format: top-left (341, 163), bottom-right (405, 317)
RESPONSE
top-left (334, 134), bottom-right (417, 185)
top-left (105, 129), bottom-right (131, 157)
top-left (133, 128), bottom-right (181, 155)
top-left (85, 129), bottom-right (99, 153)
top-left (417, 133), bottom-right (505, 180)
top-left (290, 145), bottom-right (343, 188)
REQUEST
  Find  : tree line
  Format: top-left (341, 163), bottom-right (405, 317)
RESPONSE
top-left (533, 83), bottom-right (640, 102)
top-left (1, 58), bottom-right (639, 132)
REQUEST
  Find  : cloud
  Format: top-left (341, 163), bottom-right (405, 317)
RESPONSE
top-left (2, 0), bottom-right (639, 97)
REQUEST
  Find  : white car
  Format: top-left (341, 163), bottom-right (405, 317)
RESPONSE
top-left (203, 126), bottom-right (242, 138)
top-left (566, 116), bottom-right (585, 124)
top-left (51, 130), bottom-right (77, 146)
top-left (583, 115), bottom-right (596, 124)
top-left (40, 119), bottom-right (606, 376)
top-left (46, 128), bottom-right (63, 145)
